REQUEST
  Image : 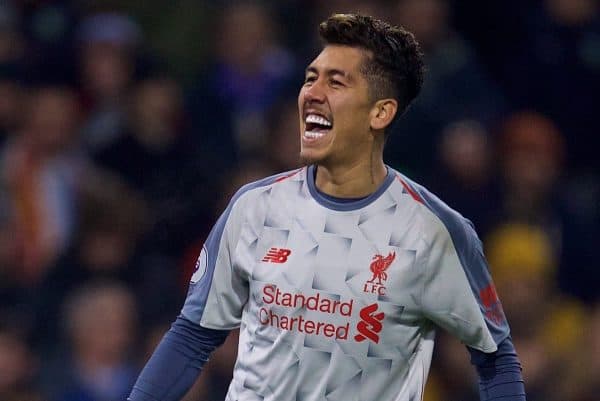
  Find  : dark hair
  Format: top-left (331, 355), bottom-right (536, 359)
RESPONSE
top-left (319, 13), bottom-right (425, 117)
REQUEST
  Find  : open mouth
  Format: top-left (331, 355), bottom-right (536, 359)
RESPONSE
top-left (304, 113), bottom-right (332, 139)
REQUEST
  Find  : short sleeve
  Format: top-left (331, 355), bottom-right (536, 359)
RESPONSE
top-left (180, 193), bottom-right (249, 329)
top-left (419, 215), bottom-right (510, 353)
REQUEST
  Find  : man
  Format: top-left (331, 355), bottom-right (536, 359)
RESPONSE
top-left (129, 14), bottom-right (526, 401)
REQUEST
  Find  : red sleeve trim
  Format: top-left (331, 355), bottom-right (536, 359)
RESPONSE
top-left (396, 175), bottom-right (424, 204)
top-left (274, 168), bottom-right (303, 183)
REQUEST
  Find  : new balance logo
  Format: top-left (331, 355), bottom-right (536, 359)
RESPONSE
top-left (262, 248), bottom-right (292, 263)
top-left (354, 303), bottom-right (385, 344)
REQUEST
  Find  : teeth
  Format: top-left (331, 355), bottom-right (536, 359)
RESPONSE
top-left (305, 114), bottom-right (332, 127)
top-left (304, 130), bottom-right (325, 139)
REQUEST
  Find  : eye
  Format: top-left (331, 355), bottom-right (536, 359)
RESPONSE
top-left (330, 79), bottom-right (344, 87)
top-left (303, 75), bottom-right (316, 85)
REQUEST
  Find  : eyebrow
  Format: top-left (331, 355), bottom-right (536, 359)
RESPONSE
top-left (305, 66), bottom-right (351, 80)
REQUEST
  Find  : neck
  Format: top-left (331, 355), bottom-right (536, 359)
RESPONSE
top-left (315, 157), bottom-right (387, 198)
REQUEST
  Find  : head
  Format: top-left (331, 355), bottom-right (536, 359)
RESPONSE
top-left (22, 86), bottom-right (80, 156)
top-left (128, 76), bottom-right (183, 150)
top-left (215, 2), bottom-right (276, 73)
top-left (499, 111), bottom-right (565, 202)
top-left (0, 66), bottom-right (25, 132)
top-left (0, 326), bottom-right (37, 393)
top-left (64, 281), bottom-right (137, 364)
top-left (298, 13), bottom-right (424, 167)
top-left (394, 0), bottom-right (450, 50)
top-left (77, 13), bottom-right (140, 100)
top-left (78, 169), bottom-right (148, 272)
top-left (439, 119), bottom-right (490, 187)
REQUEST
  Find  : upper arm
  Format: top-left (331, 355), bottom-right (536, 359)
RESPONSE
top-left (181, 192), bottom-right (249, 329)
top-left (420, 213), bottom-right (510, 352)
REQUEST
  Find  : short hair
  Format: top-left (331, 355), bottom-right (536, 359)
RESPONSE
top-left (319, 13), bottom-right (425, 117)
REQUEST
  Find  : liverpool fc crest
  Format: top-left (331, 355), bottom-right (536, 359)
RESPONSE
top-left (363, 251), bottom-right (395, 295)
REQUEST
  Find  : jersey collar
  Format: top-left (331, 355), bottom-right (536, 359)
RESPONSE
top-left (306, 164), bottom-right (395, 211)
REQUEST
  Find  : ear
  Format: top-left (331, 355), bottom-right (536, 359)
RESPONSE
top-left (369, 99), bottom-right (398, 131)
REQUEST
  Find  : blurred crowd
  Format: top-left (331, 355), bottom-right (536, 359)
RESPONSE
top-left (0, 1), bottom-right (598, 401)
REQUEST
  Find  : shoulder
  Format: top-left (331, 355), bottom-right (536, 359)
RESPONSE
top-left (228, 167), bottom-right (305, 210)
top-left (206, 168), bottom-right (305, 248)
top-left (390, 169), bottom-right (480, 250)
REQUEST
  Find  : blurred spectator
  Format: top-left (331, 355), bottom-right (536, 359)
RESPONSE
top-left (180, 158), bottom-right (275, 287)
top-left (0, 325), bottom-right (43, 401)
top-left (425, 332), bottom-right (479, 401)
top-left (77, 12), bottom-right (141, 151)
top-left (93, 74), bottom-right (216, 257)
top-left (550, 302), bottom-right (600, 400)
top-left (495, 111), bottom-right (597, 303)
top-left (578, 304), bottom-right (600, 399)
top-left (263, 96), bottom-right (302, 172)
top-left (498, 112), bottom-right (564, 223)
top-left (385, 0), bottom-right (506, 178)
top-left (118, 1), bottom-right (212, 81)
top-left (485, 223), bottom-right (587, 401)
top-left (503, 0), bottom-right (600, 174)
top-left (41, 281), bottom-right (139, 401)
top-left (0, 63), bottom-right (25, 146)
top-left (309, 0), bottom-right (392, 27)
top-left (1, 84), bottom-right (83, 284)
top-left (0, 192), bottom-right (28, 327)
top-left (0, 3), bottom-right (24, 65)
top-left (29, 168), bottom-right (148, 349)
top-left (429, 119), bottom-right (498, 233)
top-left (187, 1), bottom-right (296, 162)
top-left (18, 1), bottom-right (78, 86)
top-left (217, 159), bottom-right (275, 214)
top-left (558, 174), bottom-right (599, 303)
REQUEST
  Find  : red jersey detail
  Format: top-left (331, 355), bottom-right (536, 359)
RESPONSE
top-left (274, 168), bottom-right (302, 183)
top-left (479, 283), bottom-right (499, 308)
top-left (368, 252), bottom-right (396, 285)
top-left (262, 248), bottom-right (292, 263)
top-left (396, 176), bottom-right (424, 204)
top-left (479, 283), bottom-right (505, 325)
top-left (354, 303), bottom-right (385, 344)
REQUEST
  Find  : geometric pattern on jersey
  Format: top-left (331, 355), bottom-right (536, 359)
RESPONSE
top-left (182, 165), bottom-right (509, 401)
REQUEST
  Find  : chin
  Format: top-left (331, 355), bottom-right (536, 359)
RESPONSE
top-left (299, 154), bottom-right (317, 166)
top-left (299, 149), bottom-right (323, 166)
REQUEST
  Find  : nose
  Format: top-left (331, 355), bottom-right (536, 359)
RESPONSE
top-left (303, 79), bottom-right (326, 103)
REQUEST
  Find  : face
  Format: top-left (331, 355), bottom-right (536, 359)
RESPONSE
top-left (27, 89), bottom-right (79, 153)
top-left (82, 43), bottom-right (132, 99)
top-left (217, 3), bottom-right (273, 71)
top-left (298, 45), bottom-right (376, 167)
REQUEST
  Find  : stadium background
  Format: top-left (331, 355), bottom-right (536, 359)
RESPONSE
top-left (0, 0), bottom-right (598, 400)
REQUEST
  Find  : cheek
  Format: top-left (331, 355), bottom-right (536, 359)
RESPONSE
top-left (334, 107), bottom-right (370, 137)
top-left (297, 88), bottom-right (306, 113)
top-left (297, 96), bottom-right (305, 129)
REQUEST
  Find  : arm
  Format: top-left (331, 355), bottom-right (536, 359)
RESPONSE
top-left (469, 336), bottom-right (526, 401)
top-left (128, 316), bottom-right (229, 401)
top-left (129, 181), bottom-right (265, 400)
top-left (410, 187), bottom-right (526, 398)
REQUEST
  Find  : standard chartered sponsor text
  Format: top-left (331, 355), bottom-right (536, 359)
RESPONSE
top-left (260, 284), bottom-right (353, 340)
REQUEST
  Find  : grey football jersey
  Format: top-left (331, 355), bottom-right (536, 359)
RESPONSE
top-left (182, 166), bottom-right (509, 401)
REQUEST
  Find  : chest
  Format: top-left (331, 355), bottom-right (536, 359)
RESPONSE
top-left (235, 196), bottom-right (425, 312)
